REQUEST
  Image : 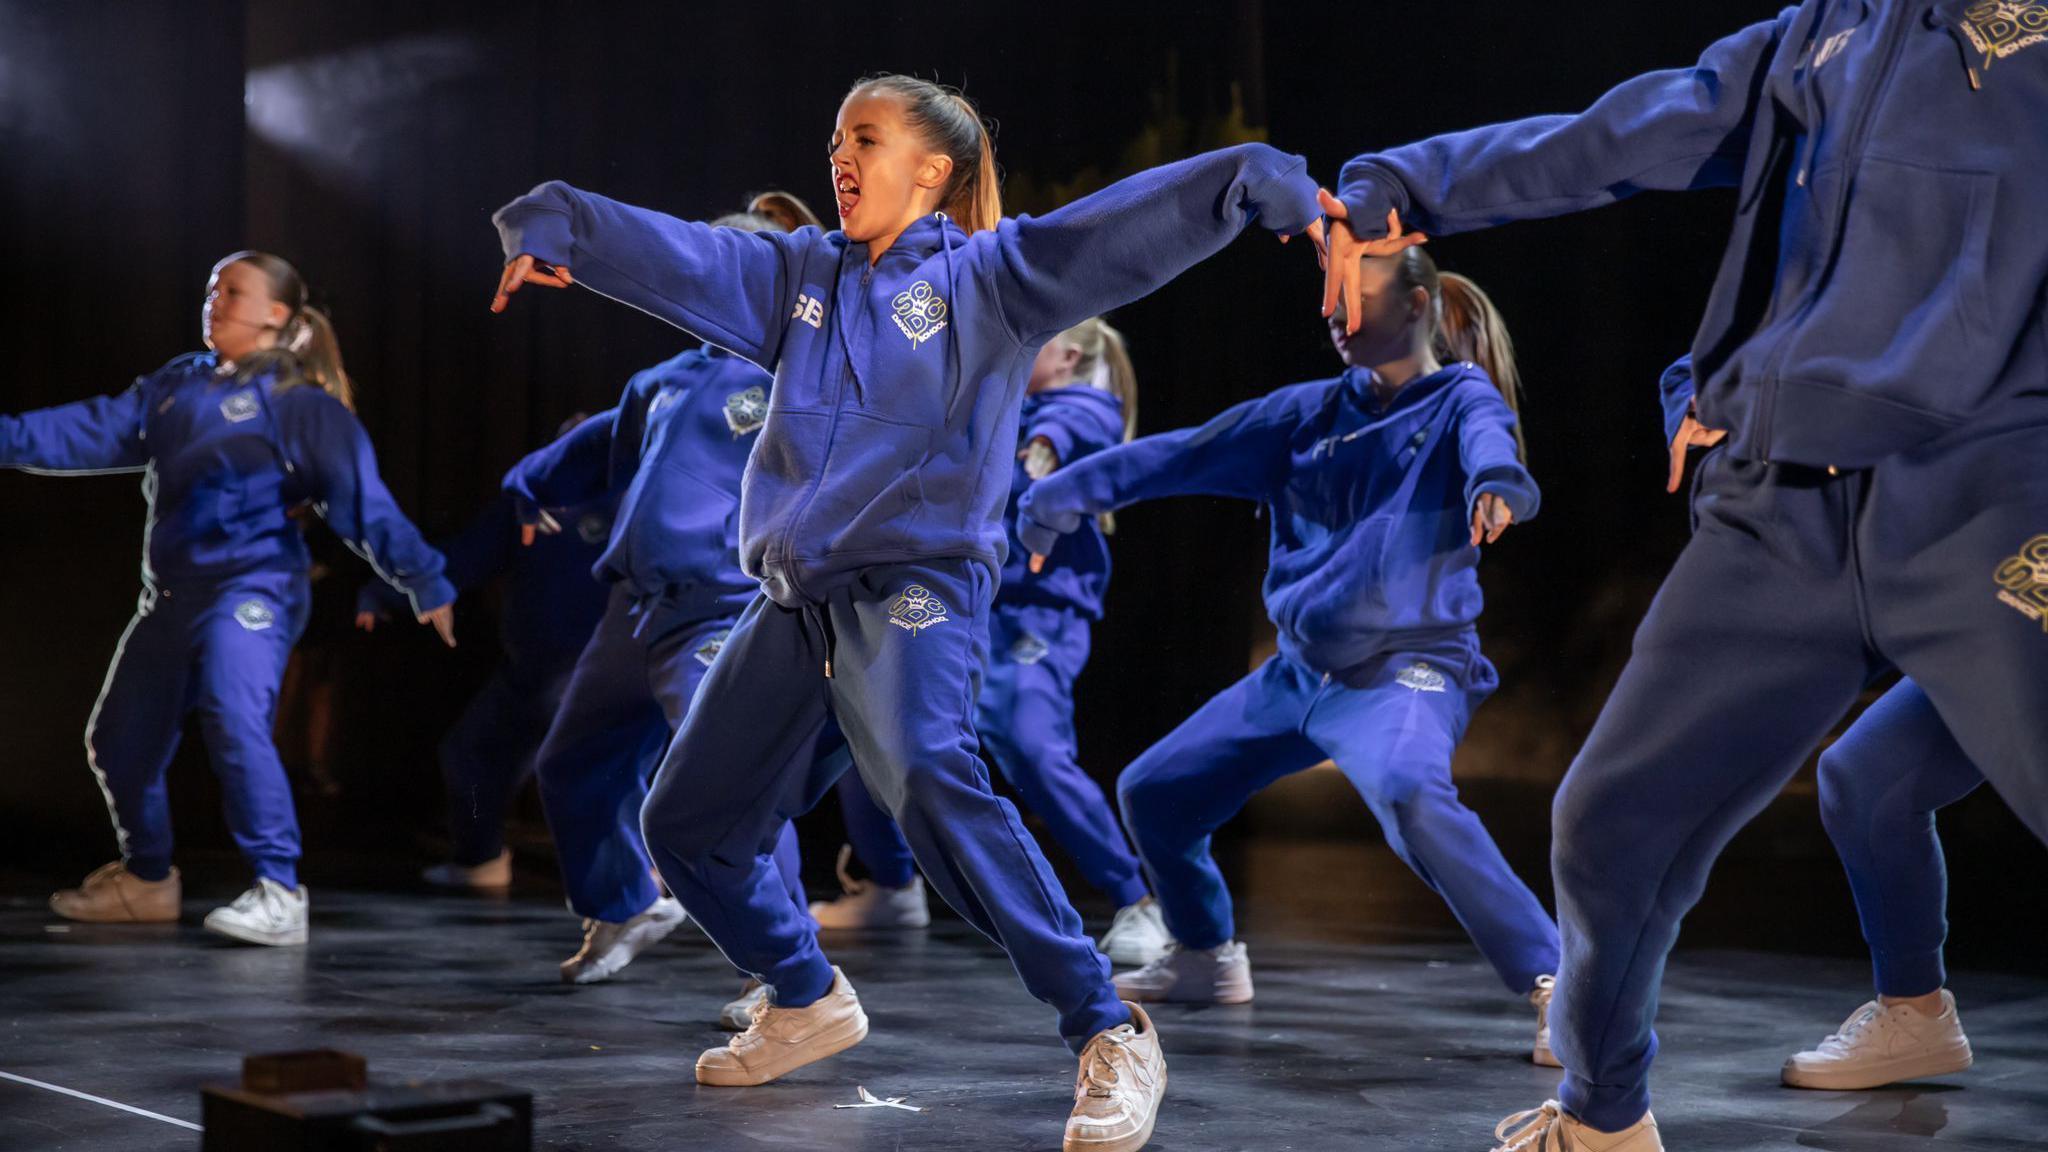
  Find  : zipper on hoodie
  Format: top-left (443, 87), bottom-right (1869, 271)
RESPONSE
top-left (774, 252), bottom-right (869, 608)
top-left (1754, 1), bottom-right (1913, 455)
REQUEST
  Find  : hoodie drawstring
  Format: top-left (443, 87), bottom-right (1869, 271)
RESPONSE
top-left (803, 602), bottom-right (837, 679)
top-left (937, 212), bottom-right (969, 427)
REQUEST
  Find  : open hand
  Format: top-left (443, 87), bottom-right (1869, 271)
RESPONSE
top-left (1470, 492), bottom-right (1513, 546)
top-left (418, 603), bottom-right (457, 648)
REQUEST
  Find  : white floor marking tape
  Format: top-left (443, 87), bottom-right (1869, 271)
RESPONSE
top-left (0, 1070), bottom-right (203, 1131)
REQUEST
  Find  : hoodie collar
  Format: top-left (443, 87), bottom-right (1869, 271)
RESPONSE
top-left (1340, 362), bottom-right (1469, 413)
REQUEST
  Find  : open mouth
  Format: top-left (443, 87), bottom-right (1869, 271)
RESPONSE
top-left (835, 170), bottom-right (861, 220)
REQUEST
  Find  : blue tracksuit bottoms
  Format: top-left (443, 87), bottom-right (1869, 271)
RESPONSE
top-left (534, 584), bottom-right (804, 924)
top-left (1550, 427), bottom-right (2048, 1132)
top-left (1819, 678), bottom-right (1982, 999)
top-left (640, 559), bottom-right (1129, 1053)
top-left (832, 601), bottom-right (1148, 907)
top-left (87, 571), bottom-right (310, 888)
top-left (439, 656), bottom-right (578, 867)
top-left (1116, 635), bottom-right (1559, 994)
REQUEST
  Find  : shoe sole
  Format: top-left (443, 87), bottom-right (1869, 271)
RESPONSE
top-left (1113, 976), bottom-right (1253, 1005)
top-left (203, 918), bottom-right (307, 946)
top-left (809, 913), bottom-right (931, 931)
top-left (1102, 944), bottom-right (1169, 967)
top-left (695, 1006), bottom-right (870, 1086)
top-left (1064, 1066), bottom-right (1167, 1152)
top-left (1781, 1041), bottom-right (1974, 1091)
top-left (563, 907), bottom-right (689, 985)
top-left (49, 901), bottom-right (179, 924)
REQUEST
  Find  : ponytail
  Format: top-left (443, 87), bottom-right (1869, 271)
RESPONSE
top-left (1049, 316), bottom-right (1139, 533)
top-left (746, 190), bottom-right (824, 232)
top-left (849, 75), bottom-right (1003, 234)
top-left (213, 249), bottom-right (355, 411)
top-left (1391, 248), bottom-right (1525, 460)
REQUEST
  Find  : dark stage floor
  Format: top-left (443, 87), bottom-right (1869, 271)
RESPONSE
top-left (2, 851), bottom-right (2045, 1152)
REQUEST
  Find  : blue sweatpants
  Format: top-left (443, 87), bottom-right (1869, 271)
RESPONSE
top-left (533, 584), bottom-right (805, 924)
top-left (832, 601), bottom-right (1148, 906)
top-left (1116, 637), bottom-right (1559, 994)
top-left (86, 571), bottom-right (310, 888)
top-left (439, 655), bottom-right (579, 867)
top-left (1819, 678), bottom-right (1982, 999)
top-left (1550, 428), bottom-right (2048, 1132)
top-left (641, 559), bottom-right (1129, 1053)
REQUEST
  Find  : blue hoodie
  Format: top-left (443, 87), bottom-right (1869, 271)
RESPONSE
top-left (358, 491), bottom-right (612, 666)
top-left (502, 347), bottom-right (768, 622)
top-left (1018, 363), bottom-right (1536, 676)
top-left (999, 385), bottom-right (1126, 620)
top-left (1336, 1), bottom-right (2048, 469)
top-left (493, 144), bottom-right (1321, 607)
top-left (0, 351), bottom-right (453, 611)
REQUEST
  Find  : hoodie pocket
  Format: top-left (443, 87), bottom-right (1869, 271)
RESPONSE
top-left (1782, 157), bottom-right (1995, 418)
top-left (800, 410), bottom-right (932, 558)
top-left (643, 463), bottom-right (739, 578)
top-left (1272, 516), bottom-right (1394, 647)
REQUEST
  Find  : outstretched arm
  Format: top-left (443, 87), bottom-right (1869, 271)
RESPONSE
top-left (1016, 393), bottom-right (1299, 562)
top-left (1324, 10), bottom-right (1797, 331)
top-left (987, 143), bottom-right (1324, 345)
top-left (281, 391), bottom-right (457, 628)
top-left (491, 182), bottom-right (816, 367)
top-left (0, 385), bottom-right (150, 474)
top-left (1454, 389), bottom-right (1540, 545)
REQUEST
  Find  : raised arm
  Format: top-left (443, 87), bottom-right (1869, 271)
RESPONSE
top-left (279, 390), bottom-right (455, 617)
top-left (0, 385), bottom-right (151, 475)
top-left (1335, 11), bottom-right (1797, 238)
top-left (1016, 392), bottom-right (1301, 559)
top-left (986, 143), bottom-right (1322, 345)
top-left (492, 182), bottom-right (816, 367)
top-left (1024, 396), bottom-right (1125, 473)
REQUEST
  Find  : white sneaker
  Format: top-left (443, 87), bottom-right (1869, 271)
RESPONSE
top-left (1531, 975), bottom-right (1561, 1068)
top-left (1098, 897), bottom-right (1172, 966)
top-left (696, 967), bottom-right (869, 1086)
top-left (421, 849), bottom-right (511, 890)
top-left (1065, 1001), bottom-right (1167, 1152)
top-left (1113, 940), bottom-right (1253, 1004)
top-left (720, 979), bottom-right (768, 1031)
top-left (559, 897), bottom-right (687, 984)
top-left (1492, 1102), bottom-right (1662, 1151)
top-left (1782, 991), bottom-right (1973, 1090)
top-left (203, 879), bottom-right (309, 946)
top-left (807, 844), bottom-right (930, 930)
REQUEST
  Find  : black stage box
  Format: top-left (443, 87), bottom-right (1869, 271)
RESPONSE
top-left (201, 1051), bottom-right (530, 1150)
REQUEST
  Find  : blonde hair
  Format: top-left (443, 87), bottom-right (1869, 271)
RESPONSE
top-left (849, 74), bottom-right (1002, 234)
top-left (1047, 316), bottom-right (1138, 534)
top-left (213, 250), bottom-right (355, 411)
top-left (1390, 248), bottom-right (1524, 458)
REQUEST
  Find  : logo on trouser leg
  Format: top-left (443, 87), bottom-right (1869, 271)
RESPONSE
top-left (887, 585), bottom-right (949, 634)
top-left (694, 629), bottom-right (731, 667)
top-left (234, 600), bottom-right (276, 631)
top-left (1994, 533), bottom-right (2048, 631)
top-left (1395, 662), bottom-right (1447, 692)
top-left (1008, 632), bottom-right (1049, 665)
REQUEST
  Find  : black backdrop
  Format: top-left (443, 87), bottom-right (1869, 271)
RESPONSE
top-left (2, 1), bottom-right (2038, 961)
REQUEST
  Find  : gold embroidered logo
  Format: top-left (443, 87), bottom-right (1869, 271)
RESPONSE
top-left (887, 584), bottom-right (950, 634)
top-left (1960, 1), bottom-right (2048, 68)
top-left (1995, 533), bottom-right (2048, 630)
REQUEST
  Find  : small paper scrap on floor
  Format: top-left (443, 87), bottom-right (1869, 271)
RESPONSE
top-left (834, 1086), bottom-right (922, 1112)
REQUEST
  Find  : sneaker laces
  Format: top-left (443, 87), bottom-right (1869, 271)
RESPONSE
top-left (1493, 1101), bottom-right (1576, 1152)
top-left (1817, 1002), bottom-right (1886, 1054)
top-left (1077, 1025), bottom-right (1140, 1099)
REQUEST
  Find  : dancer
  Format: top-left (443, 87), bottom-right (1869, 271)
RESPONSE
top-left (1664, 357), bottom-right (1977, 1093)
top-left (1019, 250), bottom-right (1559, 1062)
top-left (491, 74), bottom-right (1321, 1152)
top-left (356, 460), bottom-right (615, 890)
top-left (5, 251), bottom-right (454, 946)
top-left (1318, 7), bottom-right (2048, 1146)
top-left (500, 198), bottom-right (828, 991)
top-left (812, 316), bottom-right (1171, 964)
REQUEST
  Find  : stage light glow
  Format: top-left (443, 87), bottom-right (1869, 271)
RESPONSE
top-left (244, 33), bottom-right (483, 187)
